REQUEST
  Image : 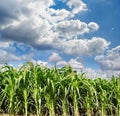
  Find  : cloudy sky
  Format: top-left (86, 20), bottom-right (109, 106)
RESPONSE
top-left (0, 0), bottom-right (120, 78)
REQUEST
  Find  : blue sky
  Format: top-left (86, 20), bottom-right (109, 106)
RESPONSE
top-left (0, 0), bottom-right (120, 77)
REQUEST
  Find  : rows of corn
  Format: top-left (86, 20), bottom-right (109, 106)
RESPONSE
top-left (0, 62), bottom-right (120, 116)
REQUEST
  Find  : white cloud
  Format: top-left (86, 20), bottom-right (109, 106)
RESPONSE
top-left (62, 37), bottom-right (110, 56)
top-left (95, 46), bottom-right (120, 70)
top-left (0, 0), bottom-right (113, 76)
top-left (24, 0), bottom-right (54, 9)
top-left (56, 58), bottom-right (83, 70)
top-left (67, 0), bottom-right (87, 14)
top-left (31, 59), bottom-right (48, 66)
top-left (38, 0), bottom-right (54, 8)
top-left (0, 0), bottom-right (103, 53)
top-left (56, 20), bottom-right (100, 39)
top-left (88, 22), bottom-right (99, 31)
top-left (83, 68), bottom-right (120, 78)
top-left (0, 49), bottom-right (23, 64)
top-left (56, 60), bottom-right (68, 67)
top-left (68, 58), bottom-right (83, 69)
top-left (0, 41), bottom-right (12, 48)
top-left (48, 52), bottom-right (62, 63)
top-left (56, 20), bottom-right (89, 38)
top-left (0, 49), bottom-right (19, 63)
top-left (0, 47), bottom-right (33, 64)
top-left (87, 37), bottom-right (110, 55)
top-left (0, 0), bottom-right (68, 50)
top-left (48, 8), bottom-right (73, 22)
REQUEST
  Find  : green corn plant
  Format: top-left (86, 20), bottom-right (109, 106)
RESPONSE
top-left (0, 65), bottom-right (8, 113)
top-left (94, 78), bottom-right (110, 116)
top-left (44, 78), bottom-right (55, 116)
top-left (72, 86), bottom-right (80, 116)
top-left (31, 65), bottom-right (45, 116)
top-left (57, 76), bottom-right (70, 116)
top-left (116, 77), bottom-right (120, 115)
top-left (0, 65), bottom-right (19, 115)
top-left (18, 62), bottom-right (34, 116)
top-left (62, 87), bottom-right (69, 116)
top-left (111, 76), bottom-right (120, 115)
top-left (0, 63), bottom-right (120, 116)
top-left (69, 77), bottom-right (80, 116)
top-left (82, 79), bottom-right (93, 116)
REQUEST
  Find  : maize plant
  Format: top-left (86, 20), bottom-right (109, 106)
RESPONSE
top-left (0, 62), bottom-right (120, 116)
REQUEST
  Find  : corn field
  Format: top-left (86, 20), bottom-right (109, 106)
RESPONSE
top-left (0, 62), bottom-right (120, 116)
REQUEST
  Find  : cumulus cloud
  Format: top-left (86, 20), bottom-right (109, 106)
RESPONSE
top-left (56, 20), bottom-right (89, 38)
top-left (0, 49), bottom-right (32, 64)
top-left (56, 20), bottom-right (99, 39)
top-left (0, 0), bottom-right (113, 75)
top-left (68, 58), bottom-right (83, 69)
top-left (0, 0), bottom-right (56, 49)
top-left (1, 19), bottom-right (60, 50)
top-left (0, 0), bottom-right (104, 54)
top-left (83, 68), bottom-right (120, 78)
top-left (88, 22), bottom-right (99, 31)
top-left (0, 42), bottom-right (33, 64)
top-left (0, 49), bottom-right (19, 63)
top-left (48, 8), bottom-right (73, 22)
top-left (0, 0), bottom-right (64, 50)
top-left (95, 46), bottom-right (120, 70)
top-left (48, 52), bottom-right (62, 63)
top-left (56, 58), bottom-right (83, 70)
top-left (31, 59), bottom-right (48, 66)
top-left (0, 41), bottom-right (12, 48)
top-left (62, 37), bottom-right (110, 56)
top-left (48, 52), bottom-right (83, 70)
top-left (56, 60), bottom-right (68, 67)
top-left (67, 0), bottom-right (87, 14)
top-left (1, 21), bottom-right (39, 42)
top-left (0, 0), bottom-right (31, 25)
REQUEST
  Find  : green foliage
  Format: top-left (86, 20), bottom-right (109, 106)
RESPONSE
top-left (0, 62), bottom-right (120, 116)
